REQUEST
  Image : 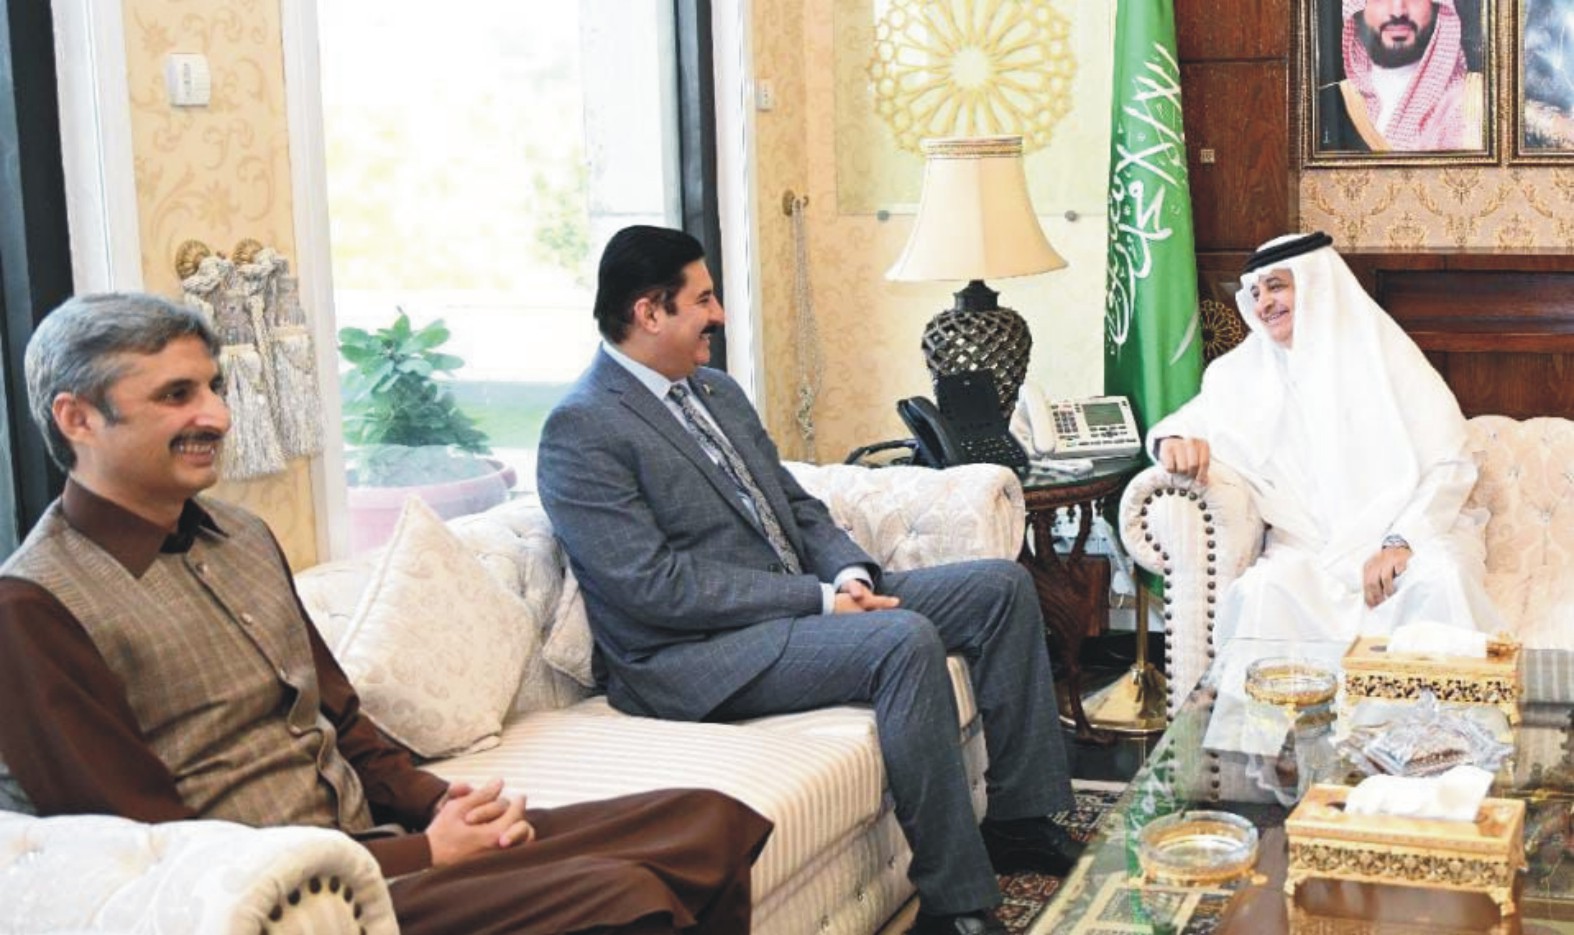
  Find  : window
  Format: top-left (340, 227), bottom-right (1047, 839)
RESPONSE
top-left (317, 1), bottom-right (683, 553)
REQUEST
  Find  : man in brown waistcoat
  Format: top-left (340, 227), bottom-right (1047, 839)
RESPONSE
top-left (0, 292), bottom-right (771, 935)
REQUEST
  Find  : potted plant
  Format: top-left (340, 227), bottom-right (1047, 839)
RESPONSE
top-left (339, 311), bottom-right (515, 553)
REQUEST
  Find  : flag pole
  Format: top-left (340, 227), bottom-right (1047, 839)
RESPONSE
top-left (1078, 580), bottom-right (1167, 734)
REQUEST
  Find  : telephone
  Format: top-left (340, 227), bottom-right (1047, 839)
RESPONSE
top-left (896, 371), bottom-right (1029, 472)
top-left (1010, 383), bottom-right (1143, 461)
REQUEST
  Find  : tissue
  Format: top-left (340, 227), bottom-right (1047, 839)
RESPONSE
top-left (1386, 620), bottom-right (1488, 659)
top-left (1344, 764), bottom-right (1494, 822)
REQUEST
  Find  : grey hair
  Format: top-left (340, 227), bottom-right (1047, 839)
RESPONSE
top-left (25, 292), bottom-right (221, 470)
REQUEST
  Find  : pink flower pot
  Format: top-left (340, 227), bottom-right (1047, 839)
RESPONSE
top-left (345, 457), bottom-right (517, 555)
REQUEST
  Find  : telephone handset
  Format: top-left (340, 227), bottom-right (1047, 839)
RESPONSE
top-left (1011, 383), bottom-right (1142, 460)
top-left (896, 371), bottom-right (1028, 473)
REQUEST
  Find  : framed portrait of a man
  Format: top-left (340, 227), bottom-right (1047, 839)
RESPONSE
top-left (1513, 0), bottom-right (1574, 161)
top-left (1303, 0), bottom-right (1498, 166)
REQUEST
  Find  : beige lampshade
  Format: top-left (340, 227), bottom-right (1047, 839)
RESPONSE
top-left (886, 135), bottom-right (1067, 282)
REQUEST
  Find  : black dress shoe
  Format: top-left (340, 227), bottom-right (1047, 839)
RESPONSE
top-left (979, 816), bottom-right (1085, 876)
top-left (908, 909), bottom-right (1007, 935)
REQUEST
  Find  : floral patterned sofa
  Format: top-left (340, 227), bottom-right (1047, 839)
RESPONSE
top-left (1119, 415), bottom-right (1574, 714)
top-left (0, 463), bottom-right (1026, 935)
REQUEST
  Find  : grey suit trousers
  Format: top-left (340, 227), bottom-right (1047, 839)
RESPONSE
top-left (709, 558), bottom-right (1073, 915)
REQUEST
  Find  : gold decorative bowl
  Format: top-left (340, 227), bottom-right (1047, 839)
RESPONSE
top-left (1245, 657), bottom-right (1339, 709)
top-left (1137, 810), bottom-right (1260, 886)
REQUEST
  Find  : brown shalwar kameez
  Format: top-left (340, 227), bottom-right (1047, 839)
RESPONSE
top-left (0, 482), bottom-right (771, 934)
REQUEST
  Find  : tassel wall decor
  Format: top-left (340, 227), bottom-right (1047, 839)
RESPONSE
top-left (179, 246), bottom-right (287, 480)
top-left (248, 249), bottom-right (324, 459)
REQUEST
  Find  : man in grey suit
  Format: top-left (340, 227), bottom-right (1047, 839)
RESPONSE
top-left (538, 226), bottom-right (1077, 935)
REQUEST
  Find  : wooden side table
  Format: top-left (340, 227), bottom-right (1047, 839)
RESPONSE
top-left (1019, 456), bottom-right (1145, 743)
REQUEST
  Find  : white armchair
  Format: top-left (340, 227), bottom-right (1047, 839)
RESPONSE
top-left (1117, 460), bottom-right (1265, 715)
top-left (0, 810), bottom-right (395, 935)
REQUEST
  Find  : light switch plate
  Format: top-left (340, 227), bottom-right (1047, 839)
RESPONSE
top-left (165, 53), bottom-right (212, 107)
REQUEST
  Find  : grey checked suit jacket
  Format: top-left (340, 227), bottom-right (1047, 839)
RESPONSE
top-left (537, 350), bottom-right (875, 721)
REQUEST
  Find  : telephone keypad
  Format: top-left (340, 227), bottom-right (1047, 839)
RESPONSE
top-left (961, 434), bottom-right (1027, 469)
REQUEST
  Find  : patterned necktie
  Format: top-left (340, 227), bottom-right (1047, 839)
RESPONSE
top-left (668, 382), bottom-right (803, 574)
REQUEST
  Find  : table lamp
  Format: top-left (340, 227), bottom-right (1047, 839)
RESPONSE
top-left (887, 135), bottom-right (1066, 416)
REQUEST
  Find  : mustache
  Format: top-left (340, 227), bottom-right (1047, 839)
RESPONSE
top-left (1381, 14), bottom-right (1417, 29)
top-left (701, 323), bottom-right (723, 336)
top-left (172, 430), bottom-right (225, 446)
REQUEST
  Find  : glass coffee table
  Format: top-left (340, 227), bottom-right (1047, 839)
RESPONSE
top-left (1038, 642), bottom-right (1574, 935)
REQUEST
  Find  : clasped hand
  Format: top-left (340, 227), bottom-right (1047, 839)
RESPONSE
top-left (428, 778), bottom-right (534, 867)
top-left (1362, 545), bottom-right (1410, 608)
top-left (832, 579), bottom-right (900, 614)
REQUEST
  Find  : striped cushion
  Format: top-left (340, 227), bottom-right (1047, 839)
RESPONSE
top-left (427, 704), bottom-right (884, 905)
top-left (427, 664), bottom-right (981, 910)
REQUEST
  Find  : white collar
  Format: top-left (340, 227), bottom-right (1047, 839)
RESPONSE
top-left (602, 341), bottom-right (686, 400)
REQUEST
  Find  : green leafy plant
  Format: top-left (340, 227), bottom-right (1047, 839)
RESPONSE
top-left (339, 311), bottom-right (492, 486)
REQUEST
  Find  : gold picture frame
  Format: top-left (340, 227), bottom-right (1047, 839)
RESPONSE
top-left (1301, 0), bottom-right (1499, 167)
top-left (1510, 0), bottom-right (1574, 162)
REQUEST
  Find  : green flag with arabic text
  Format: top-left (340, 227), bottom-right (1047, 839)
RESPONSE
top-left (1104, 0), bottom-right (1203, 433)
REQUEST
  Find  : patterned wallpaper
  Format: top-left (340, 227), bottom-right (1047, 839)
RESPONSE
top-left (754, 0), bottom-right (1113, 464)
top-left (122, 0), bottom-right (318, 568)
top-left (1300, 167), bottom-right (1574, 250)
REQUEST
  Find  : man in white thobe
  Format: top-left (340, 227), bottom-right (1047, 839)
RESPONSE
top-left (1149, 232), bottom-right (1502, 645)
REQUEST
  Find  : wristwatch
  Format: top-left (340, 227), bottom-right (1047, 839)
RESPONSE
top-left (1381, 534), bottom-right (1410, 551)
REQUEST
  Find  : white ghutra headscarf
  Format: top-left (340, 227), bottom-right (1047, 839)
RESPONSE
top-left (1201, 234), bottom-right (1469, 571)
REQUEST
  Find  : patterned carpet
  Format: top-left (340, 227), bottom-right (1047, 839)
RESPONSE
top-left (993, 780), bottom-right (1126, 934)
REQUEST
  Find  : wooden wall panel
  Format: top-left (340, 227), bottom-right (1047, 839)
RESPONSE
top-left (1183, 63), bottom-right (1290, 251)
top-left (1432, 353), bottom-right (1574, 420)
top-left (1175, 0), bottom-right (1291, 61)
top-left (1352, 253), bottom-right (1574, 419)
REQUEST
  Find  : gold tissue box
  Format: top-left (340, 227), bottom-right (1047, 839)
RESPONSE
top-left (1341, 635), bottom-right (1521, 724)
top-left (1285, 784), bottom-right (1526, 918)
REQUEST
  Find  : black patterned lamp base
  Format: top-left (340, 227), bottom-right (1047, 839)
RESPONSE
top-left (920, 280), bottom-right (1032, 418)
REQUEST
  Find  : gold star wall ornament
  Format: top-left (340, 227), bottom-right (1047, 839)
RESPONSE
top-left (1199, 299), bottom-right (1248, 364)
top-left (868, 0), bottom-right (1077, 155)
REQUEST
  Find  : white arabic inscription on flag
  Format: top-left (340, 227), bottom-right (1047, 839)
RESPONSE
top-left (1107, 41), bottom-right (1186, 356)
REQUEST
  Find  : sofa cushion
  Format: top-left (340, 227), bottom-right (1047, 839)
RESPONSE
top-left (427, 700), bottom-right (886, 907)
top-left (427, 659), bottom-right (982, 910)
top-left (449, 508), bottom-right (591, 711)
top-left (786, 463), bottom-right (1026, 571)
top-left (1467, 416), bottom-right (1574, 577)
top-left (334, 498), bottom-right (542, 757)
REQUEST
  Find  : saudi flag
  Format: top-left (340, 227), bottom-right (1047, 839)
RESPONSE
top-left (1104, 0), bottom-right (1202, 432)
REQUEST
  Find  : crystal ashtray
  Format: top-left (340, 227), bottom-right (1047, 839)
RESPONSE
top-left (1137, 810), bottom-right (1260, 886)
top-left (1245, 657), bottom-right (1339, 709)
